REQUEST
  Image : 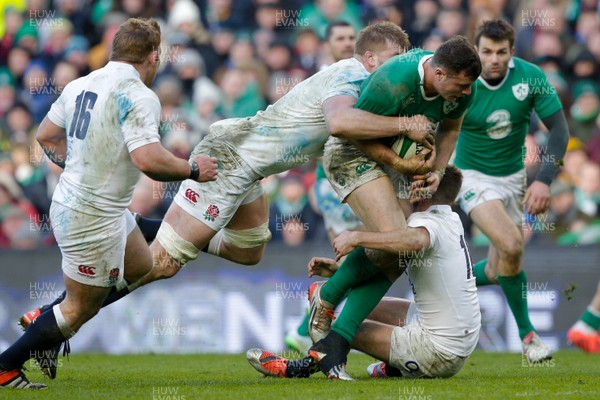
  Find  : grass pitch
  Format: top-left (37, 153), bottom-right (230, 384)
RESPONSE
top-left (3, 350), bottom-right (599, 399)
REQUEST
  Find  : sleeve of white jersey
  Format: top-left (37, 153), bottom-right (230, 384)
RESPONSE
top-left (407, 213), bottom-right (439, 251)
top-left (321, 68), bottom-right (363, 103)
top-left (47, 90), bottom-right (67, 128)
top-left (121, 91), bottom-right (161, 153)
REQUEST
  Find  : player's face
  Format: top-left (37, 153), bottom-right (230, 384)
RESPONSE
top-left (328, 26), bottom-right (356, 61)
top-left (436, 70), bottom-right (474, 102)
top-left (476, 37), bottom-right (513, 80)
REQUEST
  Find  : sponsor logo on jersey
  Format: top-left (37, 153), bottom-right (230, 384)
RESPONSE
top-left (78, 265), bottom-right (96, 277)
top-left (512, 83), bottom-right (529, 101)
top-left (443, 100), bottom-right (459, 114)
top-left (184, 188), bottom-right (199, 204)
top-left (203, 204), bottom-right (220, 222)
top-left (108, 268), bottom-right (119, 285)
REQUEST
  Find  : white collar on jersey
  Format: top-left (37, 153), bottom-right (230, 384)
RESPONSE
top-left (477, 58), bottom-right (515, 91)
top-left (426, 204), bottom-right (452, 214)
top-left (105, 61), bottom-right (141, 79)
top-left (418, 54), bottom-right (440, 101)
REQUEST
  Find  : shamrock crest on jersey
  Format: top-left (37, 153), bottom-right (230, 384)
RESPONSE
top-left (512, 83), bottom-right (529, 101)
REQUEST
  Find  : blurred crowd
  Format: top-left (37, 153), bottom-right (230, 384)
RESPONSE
top-left (0, 0), bottom-right (599, 249)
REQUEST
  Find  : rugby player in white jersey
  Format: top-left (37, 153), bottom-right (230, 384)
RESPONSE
top-left (137, 24), bottom-right (434, 285)
top-left (0, 18), bottom-right (217, 389)
top-left (16, 22), bottom-right (435, 380)
top-left (247, 166), bottom-right (481, 380)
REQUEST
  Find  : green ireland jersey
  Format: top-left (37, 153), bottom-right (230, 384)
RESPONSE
top-left (454, 57), bottom-right (562, 176)
top-left (354, 49), bottom-right (476, 123)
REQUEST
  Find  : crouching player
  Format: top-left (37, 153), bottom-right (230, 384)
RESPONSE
top-left (247, 166), bottom-right (480, 379)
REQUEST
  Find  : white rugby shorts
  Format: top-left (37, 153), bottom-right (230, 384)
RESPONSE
top-left (456, 168), bottom-right (526, 225)
top-left (388, 302), bottom-right (468, 378)
top-left (50, 203), bottom-right (136, 287)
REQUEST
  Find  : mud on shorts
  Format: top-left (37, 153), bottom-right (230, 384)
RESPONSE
top-left (322, 136), bottom-right (410, 202)
top-left (173, 133), bottom-right (265, 231)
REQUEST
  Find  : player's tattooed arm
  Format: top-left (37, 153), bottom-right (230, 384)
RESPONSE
top-left (36, 117), bottom-right (67, 169)
top-left (353, 139), bottom-right (434, 175)
top-left (42, 146), bottom-right (66, 168)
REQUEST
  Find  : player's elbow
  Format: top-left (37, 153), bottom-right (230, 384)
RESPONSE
top-left (403, 235), bottom-right (428, 253)
top-left (130, 152), bottom-right (155, 175)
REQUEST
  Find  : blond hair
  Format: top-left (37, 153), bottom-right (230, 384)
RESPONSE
top-left (110, 18), bottom-right (161, 64)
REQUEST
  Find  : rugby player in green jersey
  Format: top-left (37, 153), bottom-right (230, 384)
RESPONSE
top-left (305, 36), bottom-right (481, 379)
top-left (454, 20), bottom-right (569, 363)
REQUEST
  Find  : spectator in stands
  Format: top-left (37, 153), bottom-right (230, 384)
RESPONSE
top-left (569, 80), bottom-right (600, 143)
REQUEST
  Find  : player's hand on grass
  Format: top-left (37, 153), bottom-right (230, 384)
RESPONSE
top-left (332, 231), bottom-right (359, 261)
top-left (523, 181), bottom-right (551, 215)
top-left (307, 256), bottom-right (339, 278)
top-left (400, 115), bottom-right (436, 150)
top-left (193, 155), bottom-right (218, 182)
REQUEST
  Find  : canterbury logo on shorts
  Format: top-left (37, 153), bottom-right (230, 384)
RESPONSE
top-left (77, 265), bottom-right (96, 277)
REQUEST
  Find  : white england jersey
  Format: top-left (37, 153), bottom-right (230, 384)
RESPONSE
top-left (47, 61), bottom-right (161, 217)
top-left (202, 57), bottom-right (369, 177)
top-left (406, 205), bottom-right (481, 357)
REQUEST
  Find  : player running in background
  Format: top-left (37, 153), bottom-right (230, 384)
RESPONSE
top-left (247, 166), bottom-right (481, 380)
top-left (16, 22), bottom-right (434, 379)
top-left (0, 18), bottom-right (218, 389)
top-left (305, 36), bottom-right (481, 379)
top-left (454, 20), bottom-right (569, 362)
top-left (568, 281), bottom-right (600, 353)
top-left (284, 20), bottom-right (363, 355)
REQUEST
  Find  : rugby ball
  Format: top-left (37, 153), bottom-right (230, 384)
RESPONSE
top-left (391, 136), bottom-right (425, 159)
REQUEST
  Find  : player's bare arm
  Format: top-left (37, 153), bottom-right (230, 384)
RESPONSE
top-left (323, 96), bottom-right (434, 147)
top-left (332, 226), bottom-right (430, 260)
top-left (36, 117), bottom-right (67, 168)
top-left (130, 142), bottom-right (217, 182)
top-left (353, 139), bottom-right (436, 176)
top-left (523, 110), bottom-right (569, 215)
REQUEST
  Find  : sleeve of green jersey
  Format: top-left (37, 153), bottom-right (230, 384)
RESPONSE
top-left (531, 66), bottom-right (562, 119)
top-left (353, 62), bottom-right (408, 116)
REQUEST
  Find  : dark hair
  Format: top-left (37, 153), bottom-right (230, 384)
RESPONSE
top-left (325, 21), bottom-right (353, 41)
top-left (431, 36), bottom-right (481, 80)
top-left (474, 19), bottom-right (515, 49)
top-left (110, 18), bottom-right (161, 64)
top-left (355, 21), bottom-right (410, 55)
top-left (432, 165), bottom-right (463, 204)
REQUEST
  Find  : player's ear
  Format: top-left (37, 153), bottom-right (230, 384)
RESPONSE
top-left (148, 48), bottom-right (160, 66)
top-left (364, 50), bottom-right (376, 67)
top-left (435, 68), bottom-right (445, 81)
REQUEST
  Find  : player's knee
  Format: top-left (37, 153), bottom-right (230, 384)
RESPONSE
top-left (153, 222), bottom-right (199, 275)
top-left (220, 224), bottom-right (271, 265)
top-left (497, 236), bottom-right (523, 261)
top-left (365, 248), bottom-right (396, 269)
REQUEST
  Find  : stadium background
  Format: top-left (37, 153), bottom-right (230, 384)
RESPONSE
top-left (0, 0), bottom-right (599, 354)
